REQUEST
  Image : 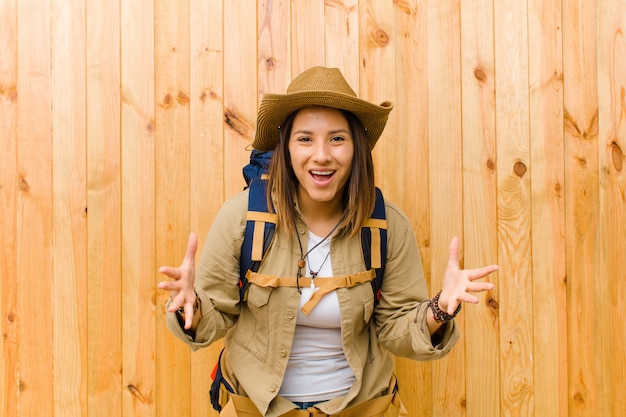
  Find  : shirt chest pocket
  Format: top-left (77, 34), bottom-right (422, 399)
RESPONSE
top-left (345, 284), bottom-right (376, 333)
top-left (233, 284), bottom-right (272, 362)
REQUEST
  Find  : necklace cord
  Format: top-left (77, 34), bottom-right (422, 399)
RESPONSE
top-left (294, 211), bottom-right (347, 293)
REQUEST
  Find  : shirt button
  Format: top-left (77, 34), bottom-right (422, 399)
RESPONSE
top-left (287, 312), bottom-right (294, 320)
top-left (270, 384), bottom-right (277, 392)
top-left (280, 349), bottom-right (287, 357)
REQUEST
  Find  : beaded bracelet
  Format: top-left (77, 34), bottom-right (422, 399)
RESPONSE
top-left (430, 290), bottom-right (461, 323)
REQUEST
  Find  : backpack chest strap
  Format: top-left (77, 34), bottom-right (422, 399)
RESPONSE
top-left (246, 270), bottom-right (376, 315)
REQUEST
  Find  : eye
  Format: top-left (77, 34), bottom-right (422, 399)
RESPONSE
top-left (295, 135), bottom-right (312, 142)
top-left (330, 135), bottom-right (345, 142)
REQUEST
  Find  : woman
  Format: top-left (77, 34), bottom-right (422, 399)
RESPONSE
top-left (158, 67), bottom-right (498, 417)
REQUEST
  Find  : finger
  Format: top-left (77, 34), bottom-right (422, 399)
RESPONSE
top-left (184, 233), bottom-right (198, 264)
top-left (157, 280), bottom-right (182, 292)
top-left (447, 237), bottom-right (460, 268)
top-left (183, 303), bottom-right (193, 329)
top-left (456, 293), bottom-right (479, 307)
top-left (465, 281), bottom-right (495, 293)
top-left (446, 299), bottom-right (462, 315)
top-left (166, 295), bottom-right (181, 313)
top-left (467, 265), bottom-right (499, 280)
top-left (158, 266), bottom-right (182, 279)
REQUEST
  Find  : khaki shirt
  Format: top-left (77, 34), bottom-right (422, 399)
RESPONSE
top-left (166, 189), bottom-right (460, 416)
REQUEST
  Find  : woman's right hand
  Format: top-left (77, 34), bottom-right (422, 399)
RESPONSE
top-left (158, 233), bottom-right (198, 329)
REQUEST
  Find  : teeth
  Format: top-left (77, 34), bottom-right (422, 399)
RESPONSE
top-left (311, 171), bottom-right (333, 176)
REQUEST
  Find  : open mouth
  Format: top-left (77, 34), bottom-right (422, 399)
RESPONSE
top-left (310, 170), bottom-right (335, 184)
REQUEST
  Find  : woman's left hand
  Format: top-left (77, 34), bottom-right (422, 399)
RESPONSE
top-left (438, 236), bottom-right (498, 315)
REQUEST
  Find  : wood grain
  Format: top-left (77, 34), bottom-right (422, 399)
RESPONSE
top-left (390, 0), bottom-right (433, 414)
top-left (155, 0), bottom-right (192, 415)
top-left (86, 0), bottom-right (122, 415)
top-left (223, 0), bottom-right (256, 197)
top-left (495, 0), bottom-right (535, 414)
top-left (325, 0), bottom-right (359, 87)
top-left (51, 0), bottom-right (88, 414)
top-left (528, 0), bottom-right (567, 416)
top-left (16, 1), bottom-right (54, 415)
top-left (460, 0), bottom-right (500, 416)
top-left (121, 1), bottom-right (157, 416)
top-left (596, 1), bottom-right (626, 415)
top-left (563, 0), bottom-right (601, 415)
top-left (427, 1), bottom-right (466, 415)
top-left (291, 0), bottom-right (325, 74)
top-left (190, 0), bottom-right (225, 415)
top-left (0, 1), bottom-right (18, 416)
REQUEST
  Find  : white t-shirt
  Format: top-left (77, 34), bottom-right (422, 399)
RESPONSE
top-left (278, 232), bottom-right (356, 402)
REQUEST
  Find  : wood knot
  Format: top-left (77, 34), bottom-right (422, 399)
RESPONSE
top-left (7, 313), bottom-right (15, 322)
top-left (160, 93), bottom-right (173, 109)
top-left (266, 57), bottom-right (276, 69)
top-left (374, 29), bottom-right (389, 46)
top-left (127, 384), bottom-right (152, 404)
top-left (610, 141), bottom-right (623, 172)
top-left (224, 108), bottom-right (250, 137)
top-left (177, 91), bottom-right (190, 106)
top-left (514, 161), bottom-right (527, 177)
top-left (486, 158), bottom-right (495, 171)
top-left (146, 121), bottom-right (154, 134)
top-left (19, 176), bottom-right (30, 193)
top-left (487, 298), bottom-right (499, 310)
top-left (573, 391), bottom-right (585, 405)
top-left (2, 86), bottom-right (18, 103)
top-left (474, 67), bottom-right (487, 82)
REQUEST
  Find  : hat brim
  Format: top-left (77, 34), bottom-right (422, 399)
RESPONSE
top-left (253, 90), bottom-right (393, 152)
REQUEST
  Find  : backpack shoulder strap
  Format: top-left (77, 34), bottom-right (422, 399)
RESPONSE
top-left (239, 177), bottom-right (276, 300)
top-left (361, 187), bottom-right (387, 305)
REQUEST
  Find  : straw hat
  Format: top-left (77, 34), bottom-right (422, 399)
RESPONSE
top-left (252, 67), bottom-right (393, 152)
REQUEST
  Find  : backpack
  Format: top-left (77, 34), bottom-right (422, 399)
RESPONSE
top-left (209, 150), bottom-right (387, 411)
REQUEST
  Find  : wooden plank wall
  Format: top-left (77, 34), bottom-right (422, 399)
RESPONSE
top-left (0, 1), bottom-right (624, 416)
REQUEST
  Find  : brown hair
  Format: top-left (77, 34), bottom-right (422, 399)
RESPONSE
top-left (266, 107), bottom-right (376, 238)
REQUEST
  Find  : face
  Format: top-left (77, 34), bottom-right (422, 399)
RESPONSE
top-left (288, 106), bottom-right (354, 212)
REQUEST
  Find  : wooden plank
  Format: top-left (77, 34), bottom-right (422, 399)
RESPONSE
top-left (155, 0), bottom-right (192, 415)
top-left (494, 0), bottom-right (534, 415)
top-left (189, 0), bottom-right (224, 415)
top-left (51, 0), bottom-right (88, 414)
top-left (596, 1), bottom-right (626, 415)
top-left (258, 0), bottom-right (290, 96)
top-left (360, 0), bottom-right (396, 199)
top-left (120, 0), bottom-right (156, 415)
top-left (86, 0), bottom-right (122, 415)
top-left (562, 0), bottom-right (601, 415)
top-left (291, 0), bottom-right (325, 74)
top-left (223, 0), bottom-right (256, 196)
top-left (0, 1), bottom-right (18, 416)
top-left (426, 2), bottom-right (465, 415)
top-left (390, 1), bottom-right (432, 416)
top-left (527, 0), bottom-right (567, 416)
top-left (325, 0), bottom-right (359, 87)
top-left (460, 1), bottom-right (500, 416)
top-left (16, 0), bottom-right (54, 415)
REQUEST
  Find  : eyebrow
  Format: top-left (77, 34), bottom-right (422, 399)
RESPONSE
top-left (292, 128), bottom-right (351, 135)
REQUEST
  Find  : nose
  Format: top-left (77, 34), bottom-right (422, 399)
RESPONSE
top-left (312, 140), bottom-right (331, 163)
